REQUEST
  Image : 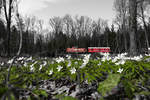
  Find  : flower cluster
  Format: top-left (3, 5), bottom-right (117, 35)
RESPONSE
top-left (48, 69), bottom-right (53, 75)
top-left (7, 59), bottom-right (13, 64)
top-left (101, 53), bottom-right (111, 62)
top-left (80, 54), bottom-right (91, 68)
top-left (57, 65), bottom-right (63, 72)
top-left (30, 61), bottom-right (37, 71)
top-left (117, 68), bottom-right (123, 73)
top-left (70, 67), bottom-right (76, 74)
top-left (55, 57), bottom-right (65, 63)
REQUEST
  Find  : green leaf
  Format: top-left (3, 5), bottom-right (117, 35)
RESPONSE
top-left (32, 89), bottom-right (48, 97)
top-left (0, 87), bottom-right (8, 98)
top-left (97, 74), bottom-right (121, 96)
top-left (62, 96), bottom-right (77, 100)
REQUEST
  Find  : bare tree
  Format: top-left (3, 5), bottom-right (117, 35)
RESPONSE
top-left (139, 0), bottom-right (150, 49)
top-left (129, 0), bottom-right (137, 55)
top-left (49, 16), bottom-right (63, 34)
top-left (6, 0), bottom-right (23, 87)
top-left (114, 0), bottom-right (129, 52)
top-left (3, 0), bottom-right (15, 56)
top-left (0, 0), bottom-right (3, 13)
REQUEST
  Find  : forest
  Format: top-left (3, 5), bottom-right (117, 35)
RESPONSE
top-left (0, 0), bottom-right (150, 57)
top-left (0, 0), bottom-right (150, 100)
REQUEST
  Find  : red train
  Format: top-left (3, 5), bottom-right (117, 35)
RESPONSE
top-left (66, 47), bottom-right (110, 53)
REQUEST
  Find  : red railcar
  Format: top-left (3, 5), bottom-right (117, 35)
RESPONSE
top-left (66, 47), bottom-right (87, 53)
top-left (66, 47), bottom-right (110, 53)
top-left (88, 47), bottom-right (110, 53)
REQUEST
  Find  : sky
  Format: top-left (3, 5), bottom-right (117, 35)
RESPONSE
top-left (19, 0), bottom-right (115, 28)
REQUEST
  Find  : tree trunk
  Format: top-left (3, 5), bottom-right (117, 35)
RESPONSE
top-left (140, 2), bottom-right (149, 49)
top-left (129, 0), bottom-right (137, 55)
top-left (3, 0), bottom-right (13, 56)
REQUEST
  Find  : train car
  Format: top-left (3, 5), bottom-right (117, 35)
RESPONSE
top-left (66, 47), bottom-right (87, 53)
top-left (88, 47), bottom-right (110, 53)
top-left (66, 47), bottom-right (110, 53)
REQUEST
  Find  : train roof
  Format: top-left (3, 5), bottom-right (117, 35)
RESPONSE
top-left (88, 47), bottom-right (110, 49)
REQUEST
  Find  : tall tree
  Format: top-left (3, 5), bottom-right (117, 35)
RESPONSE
top-left (139, 0), bottom-right (150, 49)
top-left (114, 0), bottom-right (129, 52)
top-left (129, 0), bottom-right (137, 55)
top-left (3, 0), bottom-right (14, 56)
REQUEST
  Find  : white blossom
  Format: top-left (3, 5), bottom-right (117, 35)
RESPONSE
top-left (117, 68), bottom-right (123, 73)
top-left (23, 63), bottom-right (27, 67)
top-left (115, 60), bottom-right (125, 65)
top-left (39, 65), bottom-right (43, 70)
top-left (132, 56), bottom-right (142, 61)
top-left (74, 61), bottom-right (78, 65)
top-left (27, 57), bottom-right (32, 61)
top-left (30, 61), bottom-right (37, 71)
top-left (57, 65), bottom-right (63, 71)
top-left (101, 56), bottom-right (111, 62)
top-left (7, 59), bottom-right (13, 64)
top-left (112, 57), bottom-right (118, 63)
top-left (70, 67), bottom-right (76, 74)
top-left (30, 66), bottom-right (35, 71)
top-left (55, 57), bottom-right (64, 63)
top-left (17, 57), bottom-right (24, 61)
top-left (115, 62), bottom-right (120, 65)
top-left (120, 60), bottom-right (125, 65)
top-left (98, 62), bottom-right (101, 66)
top-left (48, 69), bottom-right (53, 75)
top-left (21, 61), bottom-right (24, 64)
top-left (67, 60), bottom-right (71, 67)
top-left (80, 54), bottom-right (90, 68)
top-left (51, 61), bottom-right (54, 64)
top-left (66, 55), bottom-right (71, 59)
top-left (43, 61), bottom-right (47, 66)
top-left (1, 62), bottom-right (4, 66)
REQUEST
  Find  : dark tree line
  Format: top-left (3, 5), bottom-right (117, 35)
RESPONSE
top-left (0, 0), bottom-right (150, 57)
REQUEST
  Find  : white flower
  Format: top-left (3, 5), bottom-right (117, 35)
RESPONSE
top-left (1, 62), bottom-right (4, 66)
top-left (115, 60), bottom-right (125, 65)
top-left (112, 57), bottom-right (118, 63)
top-left (55, 57), bottom-right (64, 63)
top-left (17, 57), bottom-right (24, 61)
top-left (39, 65), bottom-right (43, 70)
top-left (120, 60), bottom-right (125, 65)
top-left (27, 57), bottom-right (32, 61)
top-left (70, 67), bottom-right (76, 74)
top-left (134, 56), bottom-right (142, 61)
top-left (80, 54), bottom-right (91, 68)
top-left (115, 62), bottom-right (120, 65)
top-left (30, 66), bottom-right (34, 71)
top-left (117, 68), bottom-right (123, 73)
top-left (66, 55), bottom-right (71, 59)
top-left (21, 61), bottom-right (24, 64)
top-left (80, 63), bottom-right (86, 68)
top-left (24, 63), bottom-right (27, 67)
top-left (48, 69), bottom-right (53, 75)
top-left (43, 61), bottom-right (47, 66)
top-left (75, 61), bottom-right (78, 65)
top-left (57, 65), bottom-right (63, 71)
top-left (7, 59), bottom-right (13, 64)
top-left (101, 56), bottom-right (111, 62)
top-left (30, 61), bottom-right (37, 71)
top-left (98, 62), bottom-right (101, 66)
top-left (67, 60), bottom-right (71, 67)
top-left (51, 61), bottom-right (54, 64)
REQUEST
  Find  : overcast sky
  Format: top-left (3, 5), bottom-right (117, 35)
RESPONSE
top-left (19, 0), bottom-right (115, 28)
